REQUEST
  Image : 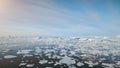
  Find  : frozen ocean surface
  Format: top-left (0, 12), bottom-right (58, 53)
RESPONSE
top-left (0, 36), bottom-right (120, 68)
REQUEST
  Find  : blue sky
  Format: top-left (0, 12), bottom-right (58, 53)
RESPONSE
top-left (0, 0), bottom-right (120, 36)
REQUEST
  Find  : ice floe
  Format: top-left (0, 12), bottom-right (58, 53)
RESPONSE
top-left (19, 63), bottom-right (27, 66)
top-left (26, 64), bottom-right (35, 68)
top-left (59, 56), bottom-right (76, 65)
top-left (4, 55), bottom-right (17, 59)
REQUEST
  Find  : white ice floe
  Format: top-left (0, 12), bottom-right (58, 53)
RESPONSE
top-left (35, 47), bottom-right (41, 54)
top-left (69, 65), bottom-right (77, 68)
top-left (80, 54), bottom-right (87, 57)
top-left (70, 51), bottom-right (76, 55)
top-left (17, 50), bottom-right (32, 55)
top-left (115, 61), bottom-right (120, 67)
top-left (54, 62), bottom-right (61, 66)
top-left (19, 63), bottom-right (27, 66)
top-left (84, 61), bottom-right (94, 67)
top-left (26, 64), bottom-right (35, 68)
top-left (77, 62), bottom-right (84, 67)
top-left (39, 59), bottom-right (48, 64)
top-left (48, 61), bottom-right (54, 64)
top-left (4, 55), bottom-right (17, 59)
top-left (102, 63), bottom-right (114, 68)
top-left (2, 49), bottom-right (11, 53)
top-left (52, 55), bottom-right (61, 59)
top-left (23, 54), bottom-right (33, 57)
top-left (59, 56), bottom-right (76, 65)
top-left (116, 61), bottom-right (120, 65)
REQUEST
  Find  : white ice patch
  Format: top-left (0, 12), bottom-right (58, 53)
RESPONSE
top-left (23, 54), bottom-right (33, 57)
top-left (59, 56), bottom-right (76, 65)
top-left (26, 64), bottom-right (35, 68)
top-left (77, 62), bottom-right (84, 67)
top-left (39, 59), bottom-right (48, 64)
top-left (102, 63), bottom-right (114, 68)
top-left (19, 63), bottom-right (27, 66)
top-left (4, 55), bottom-right (17, 59)
top-left (17, 50), bottom-right (32, 55)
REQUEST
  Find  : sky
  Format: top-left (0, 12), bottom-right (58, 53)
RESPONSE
top-left (0, 0), bottom-right (120, 37)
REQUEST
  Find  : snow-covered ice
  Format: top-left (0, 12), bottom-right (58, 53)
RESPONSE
top-left (4, 55), bottom-right (17, 59)
top-left (59, 56), bottom-right (76, 65)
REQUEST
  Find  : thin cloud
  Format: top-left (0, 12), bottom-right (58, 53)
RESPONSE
top-left (0, 0), bottom-right (120, 36)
